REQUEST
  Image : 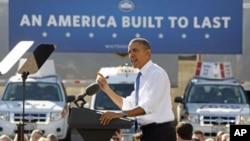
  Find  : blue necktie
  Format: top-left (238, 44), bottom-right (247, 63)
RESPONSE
top-left (135, 72), bottom-right (141, 132)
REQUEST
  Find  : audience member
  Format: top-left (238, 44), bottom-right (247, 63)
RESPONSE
top-left (37, 137), bottom-right (47, 141)
top-left (110, 129), bottom-right (123, 141)
top-left (29, 129), bottom-right (43, 141)
top-left (182, 111), bottom-right (190, 122)
top-left (192, 137), bottom-right (200, 141)
top-left (221, 133), bottom-right (229, 141)
top-left (133, 132), bottom-right (142, 141)
top-left (46, 133), bottom-right (58, 141)
top-left (215, 131), bottom-right (225, 141)
top-left (176, 122), bottom-right (193, 141)
top-left (193, 130), bottom-right (205, 141)
top-left (205, 138), bottom-right (214, 141)
top-left (0, 134), bottom-right (12, 141)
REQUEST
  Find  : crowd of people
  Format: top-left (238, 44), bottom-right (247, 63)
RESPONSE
top-left (176, 122), bottom-right (230, 141)
top-left (109, 121), bottom-right (231, 141)
top-left (0, 125), bottom-right (230, 141)
top-left (0, 129), bottom-right (58, 141)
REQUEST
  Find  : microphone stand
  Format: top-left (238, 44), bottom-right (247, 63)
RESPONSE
top-left (14, 43), bottom-right (55, 141)
top-left (73, 83), bottom-right (100, 108)
top-left (0, 41), bottom-right (34, 141)
top-left (17, 71), bottom-right (29, 141)
top-left (74, 93), bottom-right (87, 108)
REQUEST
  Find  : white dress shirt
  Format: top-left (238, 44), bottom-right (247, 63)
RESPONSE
top-left (122, 60), bottom-right (175, 126)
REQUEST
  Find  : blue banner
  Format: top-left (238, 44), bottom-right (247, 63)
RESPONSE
top-left (9, 0), bottom-right (242, 54)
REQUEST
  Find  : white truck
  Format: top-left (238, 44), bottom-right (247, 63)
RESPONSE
top-left (89, 64), bottom-right (139, 141)
top-left (0, 59), bottom-right (75, 141)
top-left (241, 80), bottom-right (250, 102)
top-left (174, 62), bottom-right (250, 138)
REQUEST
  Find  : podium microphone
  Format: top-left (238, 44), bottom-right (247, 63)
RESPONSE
top-left (76, 93), bottom-right (88, 101)
top-left (74, 83), bottom-right (100, 107)
top-left (85, 83), bottom-right (100, 96)
top-left (77, 83), bottom-right (100, 100)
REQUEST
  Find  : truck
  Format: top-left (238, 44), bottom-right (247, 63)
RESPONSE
top-left (0, 59), bottom-right (75, 141)
top-left (89, 64), bottom-right (139, 141)
top-left (174, 61), bottom-right (250, 138)
top-left (240, 80), bottom-right (250, 102)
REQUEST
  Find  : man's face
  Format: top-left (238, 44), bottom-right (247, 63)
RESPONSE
top-left (31, 132), bottom-right (42, 141)
top-left (193, 133), bottom-right (204, 141)
top-left (0, 136), bottom-right (9, 141)
top-left (0, 138), bottom-right (7, 141)
top-left (128, 42), bottom-right (150, 69)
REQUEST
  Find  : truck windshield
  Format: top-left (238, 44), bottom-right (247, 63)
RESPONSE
top-left (2, 82), bottom-right (62, 101)
top-left (187, 84), bottom-right (249, 104)
top-left (94, 84), bottom-right (134, 110)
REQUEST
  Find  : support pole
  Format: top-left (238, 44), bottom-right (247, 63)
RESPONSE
top-left (16, 71), bottom-right (29, 141)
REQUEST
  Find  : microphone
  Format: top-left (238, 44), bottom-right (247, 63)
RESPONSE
top-left (77, 83), bottom-right (100, 100)
top-left (85, 83), bottom-right (100, 96)
top-left (74, 83), bottom-right (100, 107)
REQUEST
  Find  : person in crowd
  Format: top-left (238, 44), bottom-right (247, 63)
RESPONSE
top-left (215, 131), bottom-right (225, 141)
top-left (37, 137), bottom-right (47, 141)
top-left (192, 137), bottom-right (200, 141)
top-left (96, 37), bottom-right (176, 141)
top-left (182, 111), bottom-right (190, 122)
top-left (0, 134), bottom-right (12, 141)
top-left (46, 133), bottom-right (58, 141)
top-left (221, 133), bottom-right (229, 141)
top-left (29, 129), bottom-right (43, 141)
top-left (110, 129), bottom-right (123, 141)
top-left (132, 132), bottom-right (142, 141)
top-left (193, 130), bottom-right (205, 141)
top-left (205, 138), bottom-right (214, 141)
top-left (176, 122), bottom-right (193, 141)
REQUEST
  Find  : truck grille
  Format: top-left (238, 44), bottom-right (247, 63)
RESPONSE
top-left (202, 115), bottom-right (236, 125)
top-left (14, 113), bottom-right (47, 123)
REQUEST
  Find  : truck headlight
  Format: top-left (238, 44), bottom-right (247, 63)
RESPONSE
top-left (189, 114), bottom-right (200, 123)
top-left (238, 115), bottom-right (250, 124)
top-left (0, 112), bottom-right (10, 121)
top-left (50, 112), bottom-right (63, 121)
top-left (50, 105), bottom-right (68, 121)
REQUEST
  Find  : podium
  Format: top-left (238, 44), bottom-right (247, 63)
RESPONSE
top-left (69, 107), bottom-right (133, 141)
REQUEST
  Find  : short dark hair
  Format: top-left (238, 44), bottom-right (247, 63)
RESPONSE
top-left (193, 130), bottom-right (204, 136)
top-left (176, 122), bottom-right (193, 140)
top-left (129, 38), bottom-right (151, 49)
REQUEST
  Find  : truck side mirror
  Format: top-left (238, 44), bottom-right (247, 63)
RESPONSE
top-left (175, 96), bottom-right (183, 103)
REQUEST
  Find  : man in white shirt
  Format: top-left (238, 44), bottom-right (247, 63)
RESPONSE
top-left (97, 37), bottom-right (176, 141)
